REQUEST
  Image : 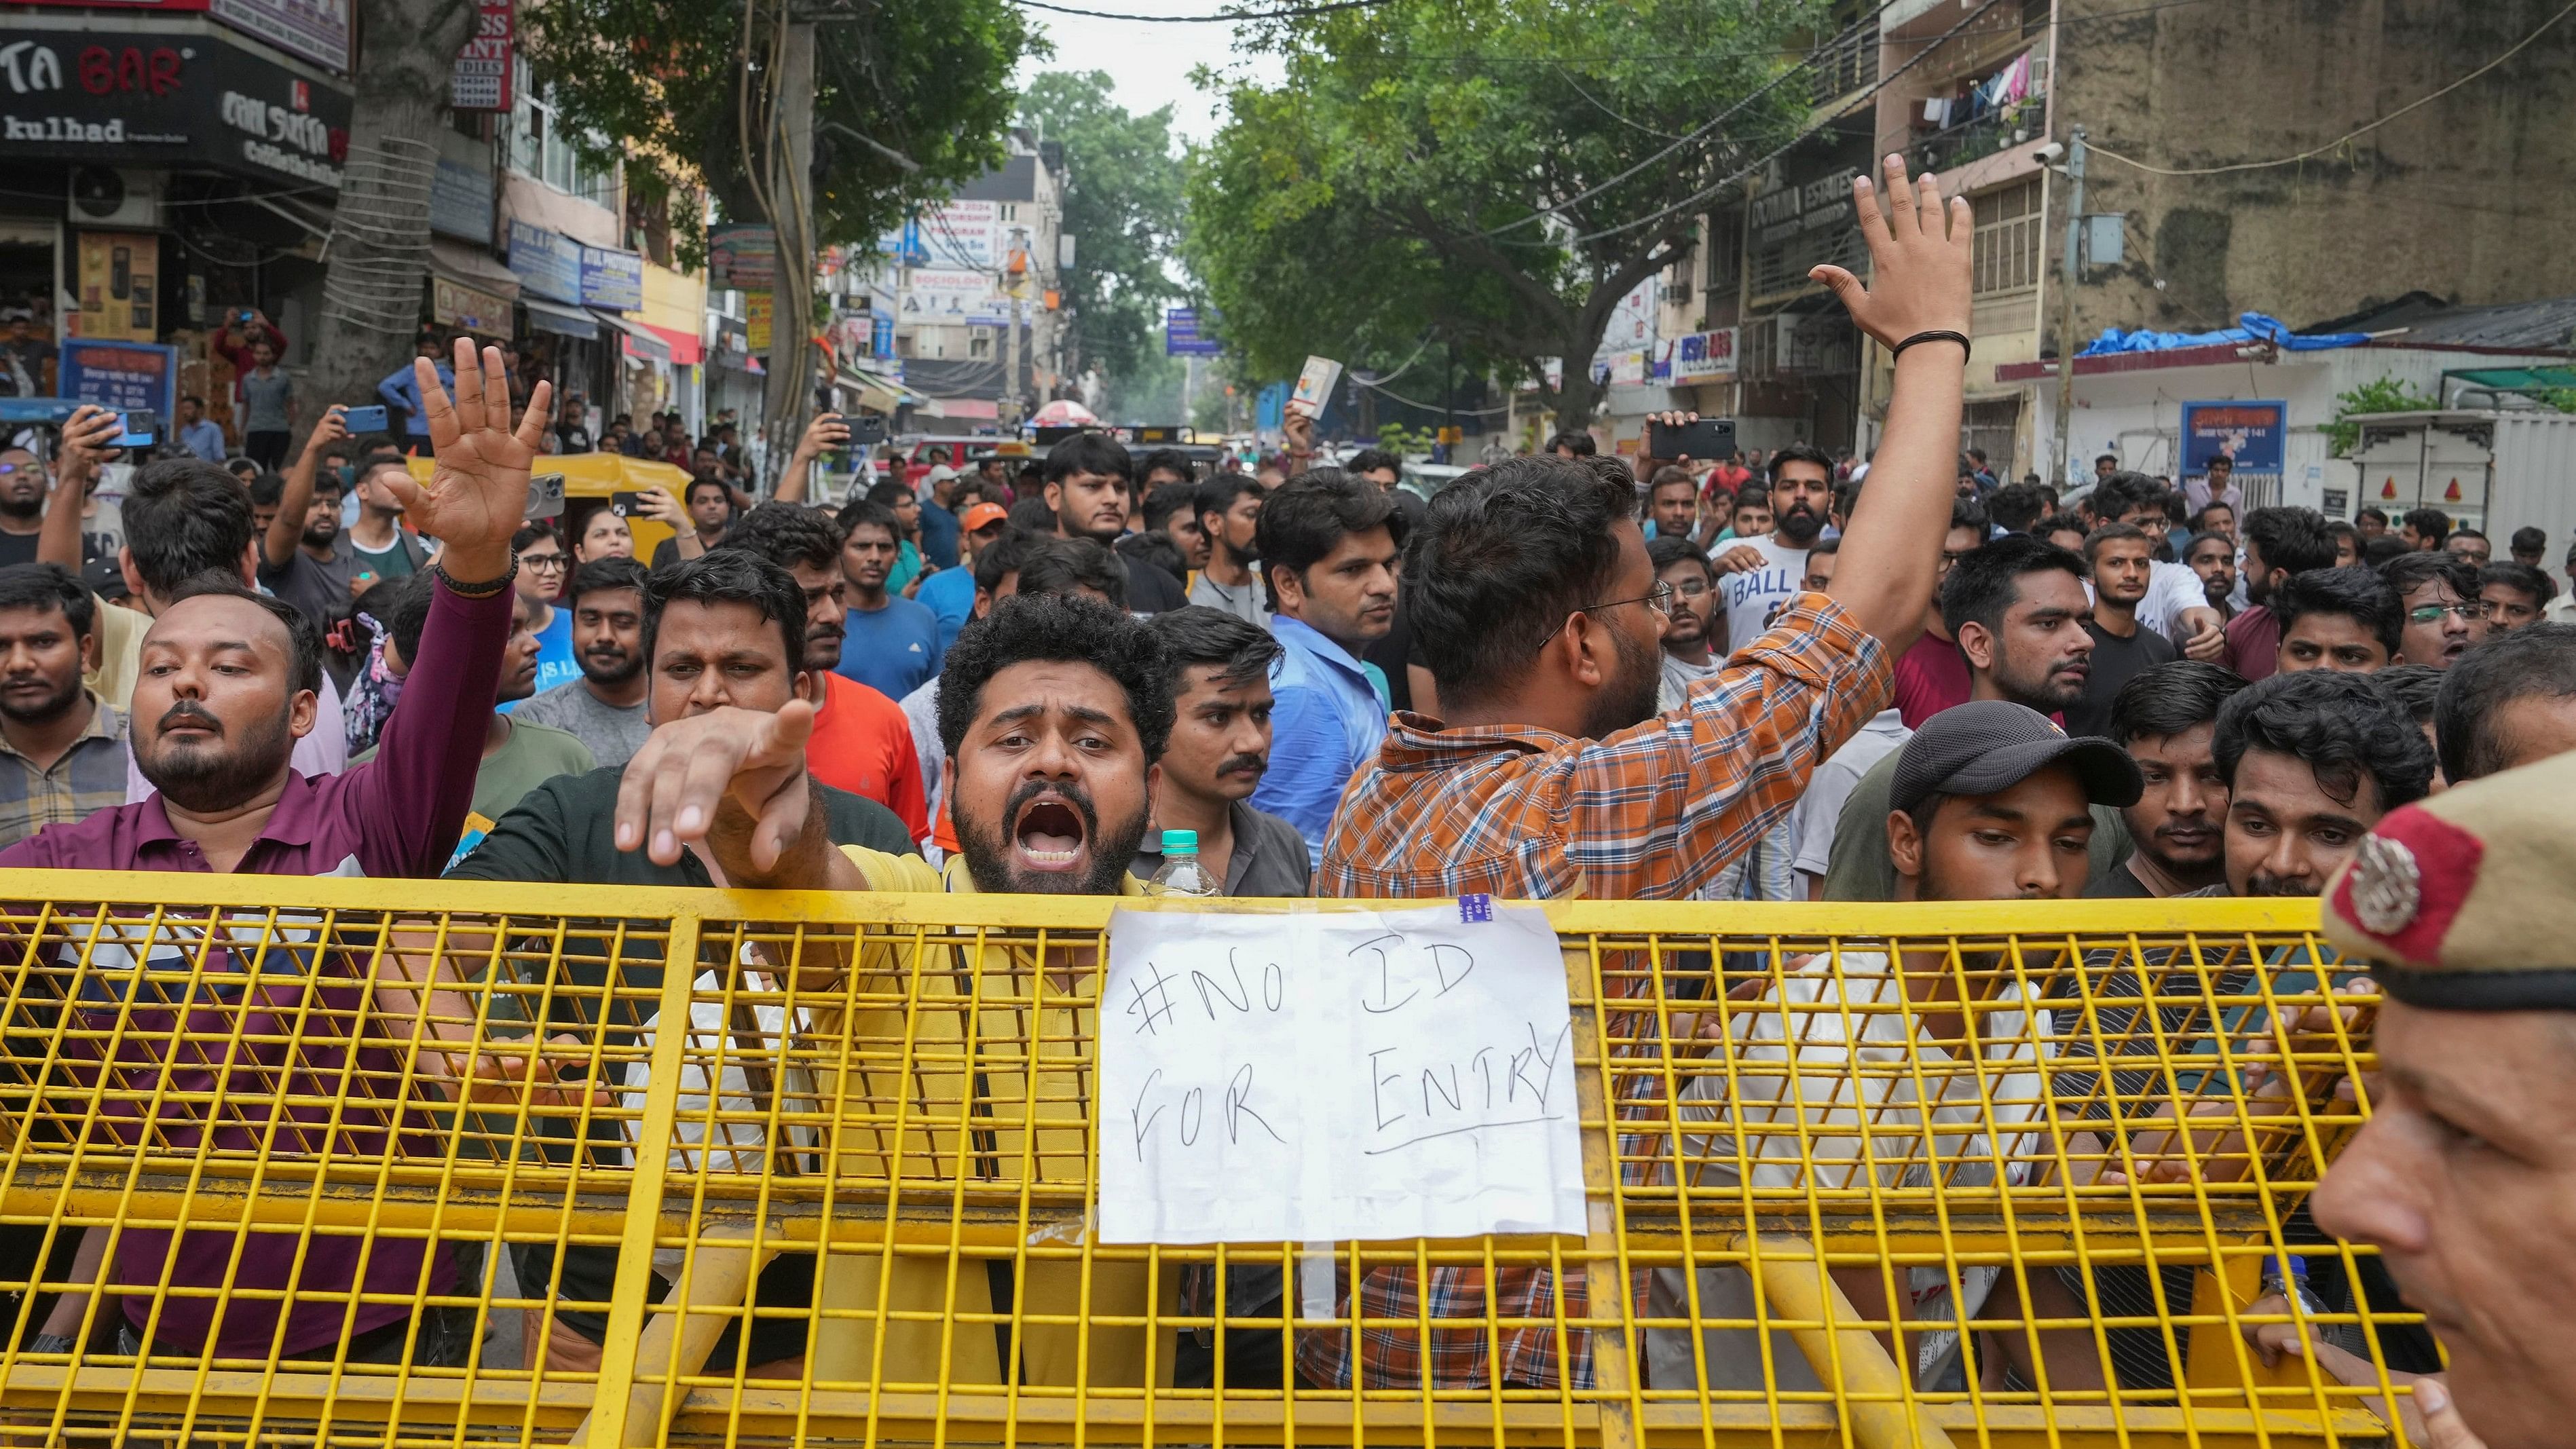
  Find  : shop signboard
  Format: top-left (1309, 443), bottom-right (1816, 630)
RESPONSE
top-left (708, 224), bottom-right (776, 290)
top-left (1670, 327), bottom-right (1739, 384)
top-left (578, 243), bottom-right (643, 311)
top-left (902, 267), bottom-right (1003, 322)
top-left (209, 0), bottom-right (350, 73)
top-left (1165, 307), bottom-right (1222, 357)
top-left (431, 275), bottom-right (509, 335)
top-left (0, 25), bottom-right (350, 187)
top-left (744, 291), bottom-right (771, 352)
top-left (506, 221), bottom-right (582, 304)
top-left (429, 155), bottom-right (490, 240)
top-left (60, 338), bottom-right (176, 421)
top-left (449, 0), bottom-right (509, 111)
top-left (2181, 399), bottom-right (2288, 493)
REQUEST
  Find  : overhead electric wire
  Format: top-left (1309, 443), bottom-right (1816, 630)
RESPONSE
top-left (1563, 0), bottom-right (2011, 246)
top-left (2086, 0), bottom-right (2576, 176)
top-left (1012, 0), bottom-right (1389, 20)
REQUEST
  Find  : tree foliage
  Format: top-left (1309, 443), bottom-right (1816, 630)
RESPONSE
top-left (1019, 71), bottom-right (1187, 402)
top-left (1184, 0), bottom-right (1823, 428)
top-left (521, 0), bottom-right (1037, 263)
top-left (2326, 376), bottom-right (2440, 456)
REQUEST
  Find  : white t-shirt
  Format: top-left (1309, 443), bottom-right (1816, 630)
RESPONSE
top-left (1789, 708), bottom-right (1911, 881)
top-left (1714, 535), bottom-right (1812, 658)
top-left (1657, 652), bottom-right (1721, 712)
top-left (1645, 950), bottom-right (2055, 1393)
top-left (2138, 558), bottom-right (2213, 644)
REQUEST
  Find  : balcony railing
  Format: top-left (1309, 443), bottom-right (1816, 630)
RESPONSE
top-left (1914, 104), bottom-right (2041, 176)
top-left (1809, 18), bottom-right (1880, 107)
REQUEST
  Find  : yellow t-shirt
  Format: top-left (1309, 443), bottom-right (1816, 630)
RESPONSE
top-left (811, 846), bottom-right (1163, 1389)
top-left (87, 596), bottom-right (145, 713)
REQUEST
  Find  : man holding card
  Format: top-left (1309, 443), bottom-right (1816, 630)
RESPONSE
top-left (1304, 155), bottom-right (1974, 1391)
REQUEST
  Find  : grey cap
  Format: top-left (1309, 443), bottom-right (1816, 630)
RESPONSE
top-left (1890, 700), bottom-right (2144, 814)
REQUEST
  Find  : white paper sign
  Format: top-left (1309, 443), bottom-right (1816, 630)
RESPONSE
top-left (1098, 904), bottom-right (1586, 1245)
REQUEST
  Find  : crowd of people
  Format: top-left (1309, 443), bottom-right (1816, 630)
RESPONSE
top-left (0, 157), bottom-right (2563, 1448)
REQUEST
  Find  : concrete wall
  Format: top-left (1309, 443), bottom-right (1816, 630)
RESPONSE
top-left (2057, 0), bottom-right (2576, 338)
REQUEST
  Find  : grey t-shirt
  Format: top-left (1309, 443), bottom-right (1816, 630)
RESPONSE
top-left (512, 679), bottom-right (652, 769)
top-left (1821, 746), bottom-right (2133, 901)
top-left (242, 368), bottom-right (293, 432)
top-left (1187, 571), bottom-right (1266, 627)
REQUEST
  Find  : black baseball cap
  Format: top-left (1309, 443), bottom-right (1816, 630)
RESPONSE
top-left (81, 556), bottom-right (128, 601)
top-left (1890, 700), bottom-right (2144, 814)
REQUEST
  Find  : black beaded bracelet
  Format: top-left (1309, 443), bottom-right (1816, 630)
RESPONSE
top-left (1891, 328), bottom-right (1972, 360)
top-left (432, 552), bottom-right (519, 599)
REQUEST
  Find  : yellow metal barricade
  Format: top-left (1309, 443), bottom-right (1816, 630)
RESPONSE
top-left (0, 871), bottom-right (2425, 1447)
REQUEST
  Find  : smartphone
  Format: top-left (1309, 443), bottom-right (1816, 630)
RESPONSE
top-left (524, 472), bottom-right (566, 521)
top-left (113, 409), bottom-right (157, 449)
top-left (1648, 417), bottom-right (1736, 461)
top-left (850, 415), bottom-right (886, 446)
top-left (342, 404), bottom-right (389, 434)
top-left (609, 490), bottom-right (643, 519)
top-left (237, 309), bottom-right (256, 325)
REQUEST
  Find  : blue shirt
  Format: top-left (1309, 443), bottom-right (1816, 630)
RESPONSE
top-left (915, 565), bottom-right (977, 662)
top-left (179, 418), bottom-right (227, 462)
top-left (1249, 614), bottom-right (1389, 857)
top-left (836, 595), bottom-right (941, 701)
top-left (918, 495), bottom-right (961, 571)
top-left (376, 362), bottom-right (455, 438)
top-left (502, 601), bottom-right (582, 715)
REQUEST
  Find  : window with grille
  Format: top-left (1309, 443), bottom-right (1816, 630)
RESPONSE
top-left (1973, 179), bottom-right (2043, 295)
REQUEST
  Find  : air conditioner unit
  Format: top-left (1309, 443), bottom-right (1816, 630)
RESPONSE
top-left (68, 167), bottom-right (162, 229)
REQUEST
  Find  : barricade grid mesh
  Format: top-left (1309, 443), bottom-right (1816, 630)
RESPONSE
top-left (0, 872), bottom-right (2424, 1446)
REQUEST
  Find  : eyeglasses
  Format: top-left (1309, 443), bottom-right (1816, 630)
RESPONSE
top-left (523, 553), bottom-right (569, 571)
top-left (1668, 576), bottom-right (1709, 599)
top-left (1540, 579), bottom-right (1674, 645)
top-left (2406, 602), bottom-right (2480, 624)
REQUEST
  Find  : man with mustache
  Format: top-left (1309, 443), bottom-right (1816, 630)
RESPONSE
top-left (1709, 441), bottom-right (1835, 656)
top-left (1309, 153), bottom-right (1973, 1392)
top-left (2088, 660), bottom-right (2247, 897)
top-left (1133, 605), bottom-right (1307, 898)
top-left (0, 340), bottom-right (542, 1368)
top-left (447, 548), bottom-right (916, 1376)
top-left (2383, 550), bottom-right (2488, 669)
top-left (1246, 470), bottom-right (1402, 857)
top-left (513, 557), bottom-right (651, 767)
top-left (723, 502), bottom-right (927, 842)
top-left (599, 592), bottom-right (1178, 1388)
top-left (1824, 532), bottom-right (2133, 900)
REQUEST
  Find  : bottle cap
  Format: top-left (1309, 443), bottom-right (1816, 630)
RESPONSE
top-left (1161, 829), bottom-right (1198, 854)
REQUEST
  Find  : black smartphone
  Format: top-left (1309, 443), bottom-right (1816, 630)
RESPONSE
top-left (1648, 417), bottom-right (1736, 461)
top-left (610, 490), bottom-right (643, 519)
top-left (850, 414), bottom-right (887, 446)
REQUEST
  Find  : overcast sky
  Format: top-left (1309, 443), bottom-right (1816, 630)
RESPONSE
top-left (1015, 5), bottom-right (1284, 145)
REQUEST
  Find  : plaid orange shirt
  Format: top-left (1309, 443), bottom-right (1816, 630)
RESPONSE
top-left (1299, 593), bottom-right (1890, 1389)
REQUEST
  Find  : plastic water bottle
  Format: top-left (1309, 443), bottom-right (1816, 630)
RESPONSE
top-left (1146, 829), bottom-right (1220, 897)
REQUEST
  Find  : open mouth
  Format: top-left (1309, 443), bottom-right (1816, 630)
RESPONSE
top-left (1013, 795), bottom-right (1089, 871)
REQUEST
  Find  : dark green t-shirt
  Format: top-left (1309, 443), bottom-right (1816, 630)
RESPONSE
top-left (445, 764), bottom-right (914, 1361)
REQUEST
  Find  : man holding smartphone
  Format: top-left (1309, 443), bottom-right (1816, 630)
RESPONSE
top-left (1708, 442), bottom-right (1837, 658)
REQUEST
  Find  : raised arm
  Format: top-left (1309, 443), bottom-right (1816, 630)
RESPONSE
top-left (41, 405), bottom-right (120, 570)
top-left (264, 405), bottom-right (349, 568)
top-left (1808, 155), bottom-right (1973, 655)
top-left (352, 341), bottom-right (552, 874)
top-left (772, 411), bottom-right (848, 505)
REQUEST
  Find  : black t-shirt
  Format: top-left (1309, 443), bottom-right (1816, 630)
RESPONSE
top-left (1364, 585), bottom-right (1419, 715)
top-left (2083, 860), bottom-right (2158, 899)
top-left (446, 764), bottom-right (914, 1358)
top-left (1123, 555), bottom-right (1188, 615)
top-left (0, 531), bottom-right (39, 570)
top-left (2065, 618), bottom-right (2177, 738)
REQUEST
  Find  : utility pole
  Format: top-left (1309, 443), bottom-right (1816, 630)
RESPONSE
top-left (1003, 297), bottom-right (1023, 428)
top-left (2052, 124), bottom-right (2087, 491)
top-left (760, 14), bottom-right (817, 489)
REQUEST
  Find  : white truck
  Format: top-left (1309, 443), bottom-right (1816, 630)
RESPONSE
top-left (2345, 409), bottom-right (2576, 546)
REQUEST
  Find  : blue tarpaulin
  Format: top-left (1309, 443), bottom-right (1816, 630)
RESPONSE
top-left (2076, 312), bottom-right (2374, 358)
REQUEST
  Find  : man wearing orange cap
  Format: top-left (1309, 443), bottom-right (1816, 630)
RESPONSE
top-left (916, 499), bottom-right (1010, 660)
top-left (2304, 749), bottom-right (2576, 1449)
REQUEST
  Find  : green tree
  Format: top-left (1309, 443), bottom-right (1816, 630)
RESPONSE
top-left (1185, 0), bottom-right (1822, 430)
top-left (520, 0), bottom-right (1037, 261)
top-left (2326, 377), bottom-right (2440, 457)
top-left (1019, 71), bottom-right (1188, 402)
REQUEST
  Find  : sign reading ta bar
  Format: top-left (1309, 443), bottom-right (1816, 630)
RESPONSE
top-left (1098, 905), bottom-right (1584, 1245)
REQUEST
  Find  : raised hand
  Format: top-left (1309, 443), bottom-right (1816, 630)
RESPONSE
top-left (383, 337), bottom-right (551, 576)
top-left (1811, 153), bottom-right (1974, 350)
top-left (53, 405), bottom-right (123, 492)
top-left (614, 701), bottom-right (821, 881)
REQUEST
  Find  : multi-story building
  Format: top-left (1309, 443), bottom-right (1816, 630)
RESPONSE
top-left (1664, 0), bottom-right (2576, 487)
top-left (880, 126), bottom-right (1066, 429)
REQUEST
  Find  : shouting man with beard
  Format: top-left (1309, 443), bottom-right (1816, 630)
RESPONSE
top-left (0, 340), bottom-right (544, 1367)
top-left (1711, 440), bottom-right (1835, 656)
